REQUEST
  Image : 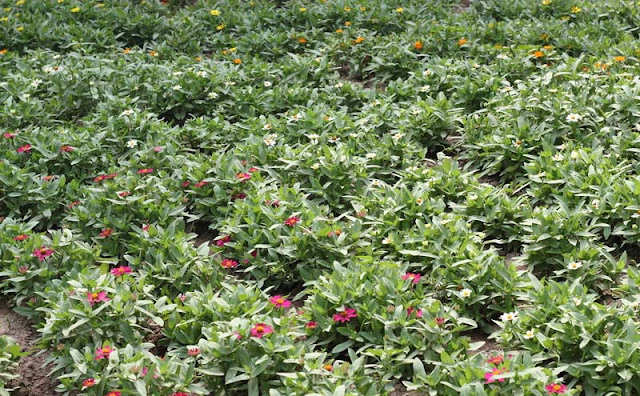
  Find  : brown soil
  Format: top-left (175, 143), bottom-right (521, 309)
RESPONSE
top-left (0, 300), bottom-right (58, 396)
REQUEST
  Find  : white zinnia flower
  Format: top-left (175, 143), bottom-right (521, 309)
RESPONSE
top-left (524, 329), bottom-right (535, 339)
top-left (31, 79), bottom-right (42, 88)
top-left (566, 113), bottom-right (582, 123)
top-left (263, 81), bottom-right (272, 88)
top-left (263, 134), bottom-right (277, 147)
top-left (500, 312), bottom-right (518, 322)
top-left (460, 288), bottom-right (472, 298)
top-left (568, 261), bottom-right (582, 270)
top-left (126, 140), bottom-right (137, 148)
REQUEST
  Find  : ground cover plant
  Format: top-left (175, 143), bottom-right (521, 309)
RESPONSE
top-left (2, 0), bottom-right (640, 395)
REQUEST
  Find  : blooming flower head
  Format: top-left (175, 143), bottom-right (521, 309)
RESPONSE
top-left (194, 180), bottom-right (208, 188)
top-left (95, 345), bottom-right (114, 360)
top-left (402, 273), bottom-right (421, 284)
top-left (407, 307), bottom-right (423, 318)
top-left (484, 367), bottom-right (506, 383)
top-left (524, 329), bottom-right (535, 339)
top-left (487, 355), bottom-right (504, 365)
top-left (210, 9), bottom-right (220, 15)
top-left (414, 41), bottom-right (423, 50)
top-left (3, 132), bottom-right (16, 139)
top-left (333, 307), bottom-right (357, 323)
top-left (216, 235), bottom-right (231, 247)
top-left (568, 261), bottom-right (582, 270)
top-left (33, 246), bottom-right (55, 261)
top-left (306, 321), bottom-right (317, 329)
top-left (250, 323), bottom-right (273, 338)
top-left (187, 347), bottom-right (200, 356)
top-left (17, 144), bottom-right (32, 153)
top-left (458, 38), bottom-right (468, 46)
top-left (269, 295), bottom-right (292, 308)
top-left (545, 383), bottom-right (568, 394)
top-left (220, 259), bottom-right (238, 269)
top-left (106, 392), bottom-right (121, 396)
top-left (87, 291), bottom-right (110, 306)
top-left (566, 113), bottom-right (582, 123)
top-left (99, 228), bottom-right (113, 238)
top-left (236, 172), bottom-right (251, 181)
top-left (13, 234), bottom-right (29, 241)
top-left (138, 168), bottom-right (154, 175)
top-left (323, 363), bottom-right (333, 371)
top-left (284, 216), bottom-right (300, 226)
top-left (126, 140), bottom-right (137, 148)
top-left (82, 378), bottom-right (96, 388)
top-left (460, 288), bottom-right (472, 298)
top-left (500, 312), bottom-right (518, 322)
top-left (111, 266), bottom-right (132, 277)
top-left (263, 133), bottom-right (277, 146)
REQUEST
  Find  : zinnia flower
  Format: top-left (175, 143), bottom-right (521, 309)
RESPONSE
top-left (545, 383), bottom-right (568, 394)
top-left (284, 216), bottom-right (300, 226)
top-left (220, 259), bottom-right (238, 269)
top-left (60, 145), bottom-right (73, 152)
top-left (236, 172), bottom-right (251, 181)
top-left (194, 181), bottom-right (208, 188)
top-left (402, 273), bottom-right (421, 284)
top-left (82, 378), bottom-right (96, 388)
top-left (106, 392), bottom-right (121, 396)
top-left (137, 168), bottom-right (153, 175)
top-left (333, 307), bottom-right (357, 323)
top-left (487, 355), bottom-right (503, 365)
top-left (500, 312), bottom-right (518, 322)
top-left (95, 345), bottom-right (114, 360)
top-left (216, 235), bottom-right (231, 247)
top-left (87, 291), bottom-right (110, 306)
top-left (250, 323), bottom-right (273, 338)
top-left (269, 295), bottom-right (292, 308)
top-left (13, 234), bottom-right (28, 241)
top-left (187, 347), bottom-right (200, 356)
top-left (566, 113), bottom-right (582, 123)
top-left (111, 266), bottom-right (132, 277)
top-left (99, 228), bottom-right (113, 237)
top-left (17, 144), bottom-right (32, 153)
top-left (484, 367), bottom-right (506, 383)
top-left (33, 246), bottom-right (54, 261)
top-left (172, 393), bottom-right (190, 396)
top-left (306, 321), bottom-right (317, 329)
top-left (407, 307), bottom-right (423, 318)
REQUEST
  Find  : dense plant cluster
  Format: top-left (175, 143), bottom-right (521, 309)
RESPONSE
top-left (1, 0), bottom-right (640, 395)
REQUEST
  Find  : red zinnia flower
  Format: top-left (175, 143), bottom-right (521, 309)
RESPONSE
top-left (82, 378), bottom-right (96, 388)
top-left (95, 345), bottom-right (114, 360)
top-left (142, 224), bottom-right (150, 231)
top-left (435, 317), bottom-right (445, 325)
top-left (32, 246), bottom-right (54, 261)
top-left (236, 172), bottom-right (251, 181)
top-left (13, 234), bottom-right (29, 241)
top-left (487, 355), bottom-right (504, 365)
top-left (106, 392), bottom-right (121, 396)
top-left (187, 347), bottom-right (200, 356)
top-left (269, 295), bottom-right (292, 308)
top-left (249, 167), bottom-right (259, 173)
top-left (60, 145), bottom-right (74, 152)
top-left (220, 259), bottom-right (238, 269)
top-left (195, 181), bottom-right (208, 188)
top-left (87, 291), bottom-right (110, 306)
top-left (323, 363), bottom-right (333, 371)
top-left (18, 266), bottom-right (28, 274)
top-left (67, 200), bottom-right (81, 208)
top-left (250, 323), bottom-right (273, 338)
top-left (182, 181), bottom-right (191, 187)
top-left (484, 367), bottom-right (506, 384)
top-left (306, 321), bottom-right (317, 329)
top-left (111, 266), bottom-right (132, 277)
top-left (545, 383), bottom-right (568, 394)
top-left (17, 144), bottom-right (32, 153)
top-left (42, 175), bottom-right (54, 181)
top-left (216, 235), bottom-right (231, 247)
top-left (231, 193), bottom-right (246, 200)
top-left (333, 307), bottom-right (357, 323)
top-left (137, 168), bottom-right (153, 175)
top-left (402, 273), bottom-right (421, 284)
top-left (117, 191), bottom-right (130, 197)
top-left (99, 228), bottom-right (114, 237)
top-left (284, 216), bottom-right (300, 226)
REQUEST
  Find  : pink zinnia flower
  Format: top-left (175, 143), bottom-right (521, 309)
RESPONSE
top-left (67, 200), bottom-right (81, 208)
top-left (333, 307), bottom-right (357, 323)
top-left (407, 307), bottom-right (423, 318)
top-left (153, 146), bottom-right (163, 152)
top-left (99, 228), bottom-right (114, 237)
top-left (111, 266), bottom-right (132, 277)
top-left (216, 235), bottom-right (231, 247)
top-left (220, 259), bottom-right (238, 269)
top-left (60, 145), bottom-right (74, 152)
top-left (250, 323), bottom-right (273, 338)
top-left (269, 295), bottom-right (292, 308)
top-left (142, 223), bottom-right (150, 231)
top-left (42, 175), bottom-right (54, 181)
top-left (284, 216), bottom-right (300, 226)
top-left (306, 321), bottom-right (317, 329)
top-left (87, 291), bottom-right (110, 306)
top-left (3, 132), bottom-right (16, 139)
top-left (236, 172), bottom-right (251, 181)
top-left (545, 383), bottom-right (568, 394)
top-left (82, 378), bottom-right (96, 388)
top-left (402, 273), bottom-right (421, 284)
top-left (95, 345), bottom-right (114, 360)
top-left (18, 266), bottom-right (28, 274)
top-left (32, 246), bottom-right (54, 261)
top-left (487, 355), bottom-right (504, 365)
top-left (137, 168), bottom-right (153, 175)
top-left (484, 367), bottom-right (506, 384)
top-left (13, 234), bottom-right (29, 241)
top-left (17, 144), bottom-right (31, 153)
top-left (234, 331), bottom-right (242, 340)
top-left (187, 347), bottom-right (200, 356)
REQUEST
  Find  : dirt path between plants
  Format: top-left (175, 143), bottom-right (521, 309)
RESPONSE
top-left (0, 300), bottom-right (58, 396)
